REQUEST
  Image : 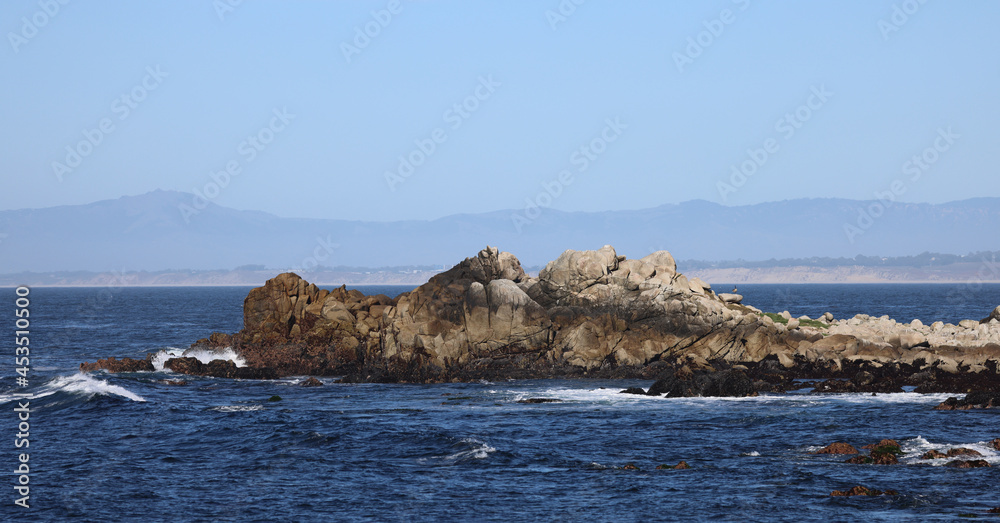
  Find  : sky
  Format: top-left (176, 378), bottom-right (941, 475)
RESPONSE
top-left (2, 1), bottom-right (998, 221)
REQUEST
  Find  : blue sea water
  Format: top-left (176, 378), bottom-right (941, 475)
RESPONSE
top-left (2, 284), bottom-right (999, 521)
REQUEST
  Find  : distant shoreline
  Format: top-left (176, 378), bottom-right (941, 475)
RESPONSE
top-left (2, 264), bottom-right (999, 287)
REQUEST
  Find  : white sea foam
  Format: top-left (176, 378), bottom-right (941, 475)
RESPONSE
top-left (898, 435), bottom-right (1000, 467)
top-left (151, 346), bottom-right (246, 371)
top-left (0, 373), bottom-right (146, 403)
top-left (741, 451), bottom-right (761, 457)
top-left (418, 437), bottom-right (496, 464)
top-left (498, 387), bottom-right (956, 407)
top-left (209, 405), bottom-right (264, 413)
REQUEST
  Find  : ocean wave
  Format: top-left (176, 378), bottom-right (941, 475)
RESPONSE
top-left (0, 373), bottom-right (145, 403)
top-left (150, 346), bottom-right (246, 371)
top-left (418, 437), bottom-right (496, 465)
top-left (209, 405), bottom-right (264, 413)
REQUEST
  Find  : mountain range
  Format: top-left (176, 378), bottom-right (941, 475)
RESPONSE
top-left (1, 190), bottom-right (998, 274)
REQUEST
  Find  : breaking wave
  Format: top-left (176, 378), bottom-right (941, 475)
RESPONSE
top-left (1, 373), bottom-right (145, 403)
top-left (150, 346), bottom-right (246, 371)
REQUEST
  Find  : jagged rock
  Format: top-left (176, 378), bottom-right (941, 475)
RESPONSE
top-left (983, 305), bottom-right (1000, 324)
top-left (935, 391), bottom-right (1000, 410)
top-left (163, 357), bottom-right (277, 380)
top-left (647, 368), bottom-right (755, 398)
top-left (300, 377), bottom-right (323, 387)
top-left (79, 245), bottom-right (1000, 385)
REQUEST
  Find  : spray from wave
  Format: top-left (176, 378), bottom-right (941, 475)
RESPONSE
top-left (150, 346), bottom-right (246, 371)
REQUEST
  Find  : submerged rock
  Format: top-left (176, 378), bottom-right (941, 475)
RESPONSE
top-left (945, 459), bottom-right (991, 468)
top-left (656, 461), bottom-right (691, 470)
top-left (831, 486), bottom-right (898, 497)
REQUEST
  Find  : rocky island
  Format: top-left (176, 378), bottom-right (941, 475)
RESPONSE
top-left (81, 246), bottom-right (1000, 402)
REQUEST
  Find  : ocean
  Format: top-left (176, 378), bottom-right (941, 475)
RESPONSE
top-left (3, 284), bottom-right (999, 521)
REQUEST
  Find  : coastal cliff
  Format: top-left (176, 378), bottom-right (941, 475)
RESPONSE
top-left (82, 246), bottom-right (1000, 395)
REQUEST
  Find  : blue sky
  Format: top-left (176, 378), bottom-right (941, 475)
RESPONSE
top-left (2, 0), bottom-right (998, 221)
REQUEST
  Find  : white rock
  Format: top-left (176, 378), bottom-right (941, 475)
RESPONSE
top-left (718, 293), bottom-right (743, 304)
top-left (959, 319), bottom-right (980, 330)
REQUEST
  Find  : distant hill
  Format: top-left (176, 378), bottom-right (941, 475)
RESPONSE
top-left (1, 190), bottom-right (998, 274)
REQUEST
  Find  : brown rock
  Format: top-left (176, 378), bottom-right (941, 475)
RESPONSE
top-left (862, 439), bottom-right (901, 451)
top-left (300, 377), bottom-right (323, 387)
top-left (80, 357), bottom-right (154, 373)
top-left (946, 448), bottom-right (982, 458)
top-left (870, 451), bottom-right (900, 465)
top-left (814, 442), bottom-right (859, 455)
top-left (621, 463), bottom-right (640, 470)
top-left (990, 438), bottom-right (1000, 451)
top-left (831, 486), bottom-right (898, 497)
top-left (921, 450), bottom-right (947, 460)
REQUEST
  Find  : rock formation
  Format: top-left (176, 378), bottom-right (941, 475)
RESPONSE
top-left (80, 245), bottom-right (1000, 392)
